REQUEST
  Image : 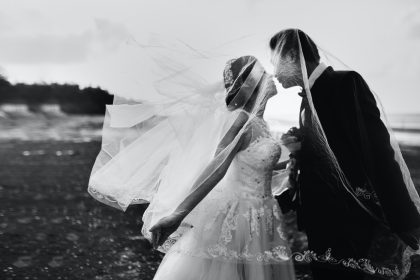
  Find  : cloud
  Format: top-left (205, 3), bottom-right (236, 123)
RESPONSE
top-left (0, 33), bottom-right (92, 64)
top-left (0, 19), bottom-right (130, 65)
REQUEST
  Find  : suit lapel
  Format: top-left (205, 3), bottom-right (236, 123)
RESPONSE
top-left (299, 67), bottom-right (333, 129)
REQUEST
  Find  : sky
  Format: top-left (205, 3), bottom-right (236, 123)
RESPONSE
top-left (1, 0), bottom-right (420, 114)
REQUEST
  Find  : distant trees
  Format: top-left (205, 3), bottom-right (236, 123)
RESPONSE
top-left (0, 82), bottom-right (113, 115)
top-left (0, 73), bottom-right (10, 87)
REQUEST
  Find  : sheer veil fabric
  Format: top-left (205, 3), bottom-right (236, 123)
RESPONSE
top-left (88, 38), bottom-right (290, 252)
top-left (87, 28), bottom-right (420, 279)
top-left (271, 29), bottom-right (420, 278)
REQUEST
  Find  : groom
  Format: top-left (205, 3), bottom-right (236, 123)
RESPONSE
top-left (270, 29), bottom-right (420, 280)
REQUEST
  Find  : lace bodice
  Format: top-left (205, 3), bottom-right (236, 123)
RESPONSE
top-left (155, 117), bottom-right (293, 269)
top-left (224, 117), bottom-right (282, 198)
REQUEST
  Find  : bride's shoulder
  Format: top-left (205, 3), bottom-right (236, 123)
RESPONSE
top-left (249, 116), bottom-right (268, 128)
top-left (245, 118), bottom-right (271, 139)
top-left (228, 110), bottom-right (268, 135)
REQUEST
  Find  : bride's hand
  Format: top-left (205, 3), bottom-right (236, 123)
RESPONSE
top-left (149, 214), bottom-right (183, 249)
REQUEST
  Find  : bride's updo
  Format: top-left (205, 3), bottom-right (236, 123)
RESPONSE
top-left (223, 55), bottom-right (258, 107)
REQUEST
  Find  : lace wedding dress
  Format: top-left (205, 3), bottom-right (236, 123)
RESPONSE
top-left (153, 118), bottom-right (296, 280)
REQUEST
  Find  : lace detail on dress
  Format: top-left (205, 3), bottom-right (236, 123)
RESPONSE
top-left (158, 117), bottom-right (291, 264)
top-left (242, 206), bottom-right (264, 238)
top-left (223, 117), bottom-right (282, 200)
top-left (180, 198), bottom-right (291, 263)
top-left (165, 191), bottom-right (292, 264)
top-left (220, 203), bottom-right (239, 243)
top-left (207, 244), bottom-right (291, 263)
top-left (178, 198), bottom-right (292, 263)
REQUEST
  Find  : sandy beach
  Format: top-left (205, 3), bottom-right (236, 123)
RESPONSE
top-left (1, 116), bottom-right (420, 280)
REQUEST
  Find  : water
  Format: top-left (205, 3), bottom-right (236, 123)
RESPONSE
top-left (386, 114), bottom-right (420, 146)
top-left (0, 109), bottom-right (419, 146)
top-left (267, 113), bottom-right (420, 147)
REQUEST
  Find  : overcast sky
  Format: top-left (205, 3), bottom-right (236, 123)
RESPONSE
top-left (1, 0), bottom-right (419, 114)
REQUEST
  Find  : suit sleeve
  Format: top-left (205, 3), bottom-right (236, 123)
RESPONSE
top-left (339, 71), bottom-right (420, 232)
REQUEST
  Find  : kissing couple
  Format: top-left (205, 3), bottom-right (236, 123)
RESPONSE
top-left (89, 28), bottom-right (420, 280)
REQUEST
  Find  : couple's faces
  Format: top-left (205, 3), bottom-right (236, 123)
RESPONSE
top-left (257, 74), bottom-right (277, 101)
top-left (270, 51), bottom-right (303, 89)
top-left (265, 74), bottom-right (277, 98)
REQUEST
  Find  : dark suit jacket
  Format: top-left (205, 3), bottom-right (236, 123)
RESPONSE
top-left (296, 67), bottom-right (420, 256)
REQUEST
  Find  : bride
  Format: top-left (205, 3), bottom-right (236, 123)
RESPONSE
top-left (88, 55), bottom-right (296, 280)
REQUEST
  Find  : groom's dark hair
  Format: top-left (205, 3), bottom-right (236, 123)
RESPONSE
top-left (269, 29), bottom-right (320, 63)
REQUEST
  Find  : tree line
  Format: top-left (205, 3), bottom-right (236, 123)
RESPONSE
top-left (0, 74), bottom-right (113, 115)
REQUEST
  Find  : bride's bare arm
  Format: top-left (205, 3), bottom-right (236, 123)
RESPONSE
top-left (215, 111), bottom-right (250, 156)
top-left (173, 111), bottom-right (250, 218)
top-left (150, 111), bottom-right (251, 247)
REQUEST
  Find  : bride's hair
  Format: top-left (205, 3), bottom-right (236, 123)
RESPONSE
top-left (269, 28), bottom-right (320, 64)
top-left (223, 55), bottom-right (258, 108)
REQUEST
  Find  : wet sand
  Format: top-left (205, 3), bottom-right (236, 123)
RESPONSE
top-left (1, 116), bottom-right (420, 279)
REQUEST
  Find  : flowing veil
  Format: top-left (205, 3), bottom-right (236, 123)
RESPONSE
top-left (87, 27), bottom-right (420, 278)
top-left (88, 36), bottom-right (290, 252)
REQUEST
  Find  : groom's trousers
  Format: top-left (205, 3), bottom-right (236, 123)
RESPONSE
top-left (299, 176), bottom-right (376, 280)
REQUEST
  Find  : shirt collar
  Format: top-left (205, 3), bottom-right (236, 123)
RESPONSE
top-left (308, 62), bottom-right (328, 89)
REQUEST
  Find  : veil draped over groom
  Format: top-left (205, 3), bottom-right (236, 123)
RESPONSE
top-left (270, 29), bottom-right (420, 280)
top-left (87, 26), bottom-right (420, 279)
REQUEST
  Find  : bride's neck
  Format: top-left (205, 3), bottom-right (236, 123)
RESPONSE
top-left (256, 100), bottom-right (267, 118)
top-left (255, 110), bottom-right (265, 119)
